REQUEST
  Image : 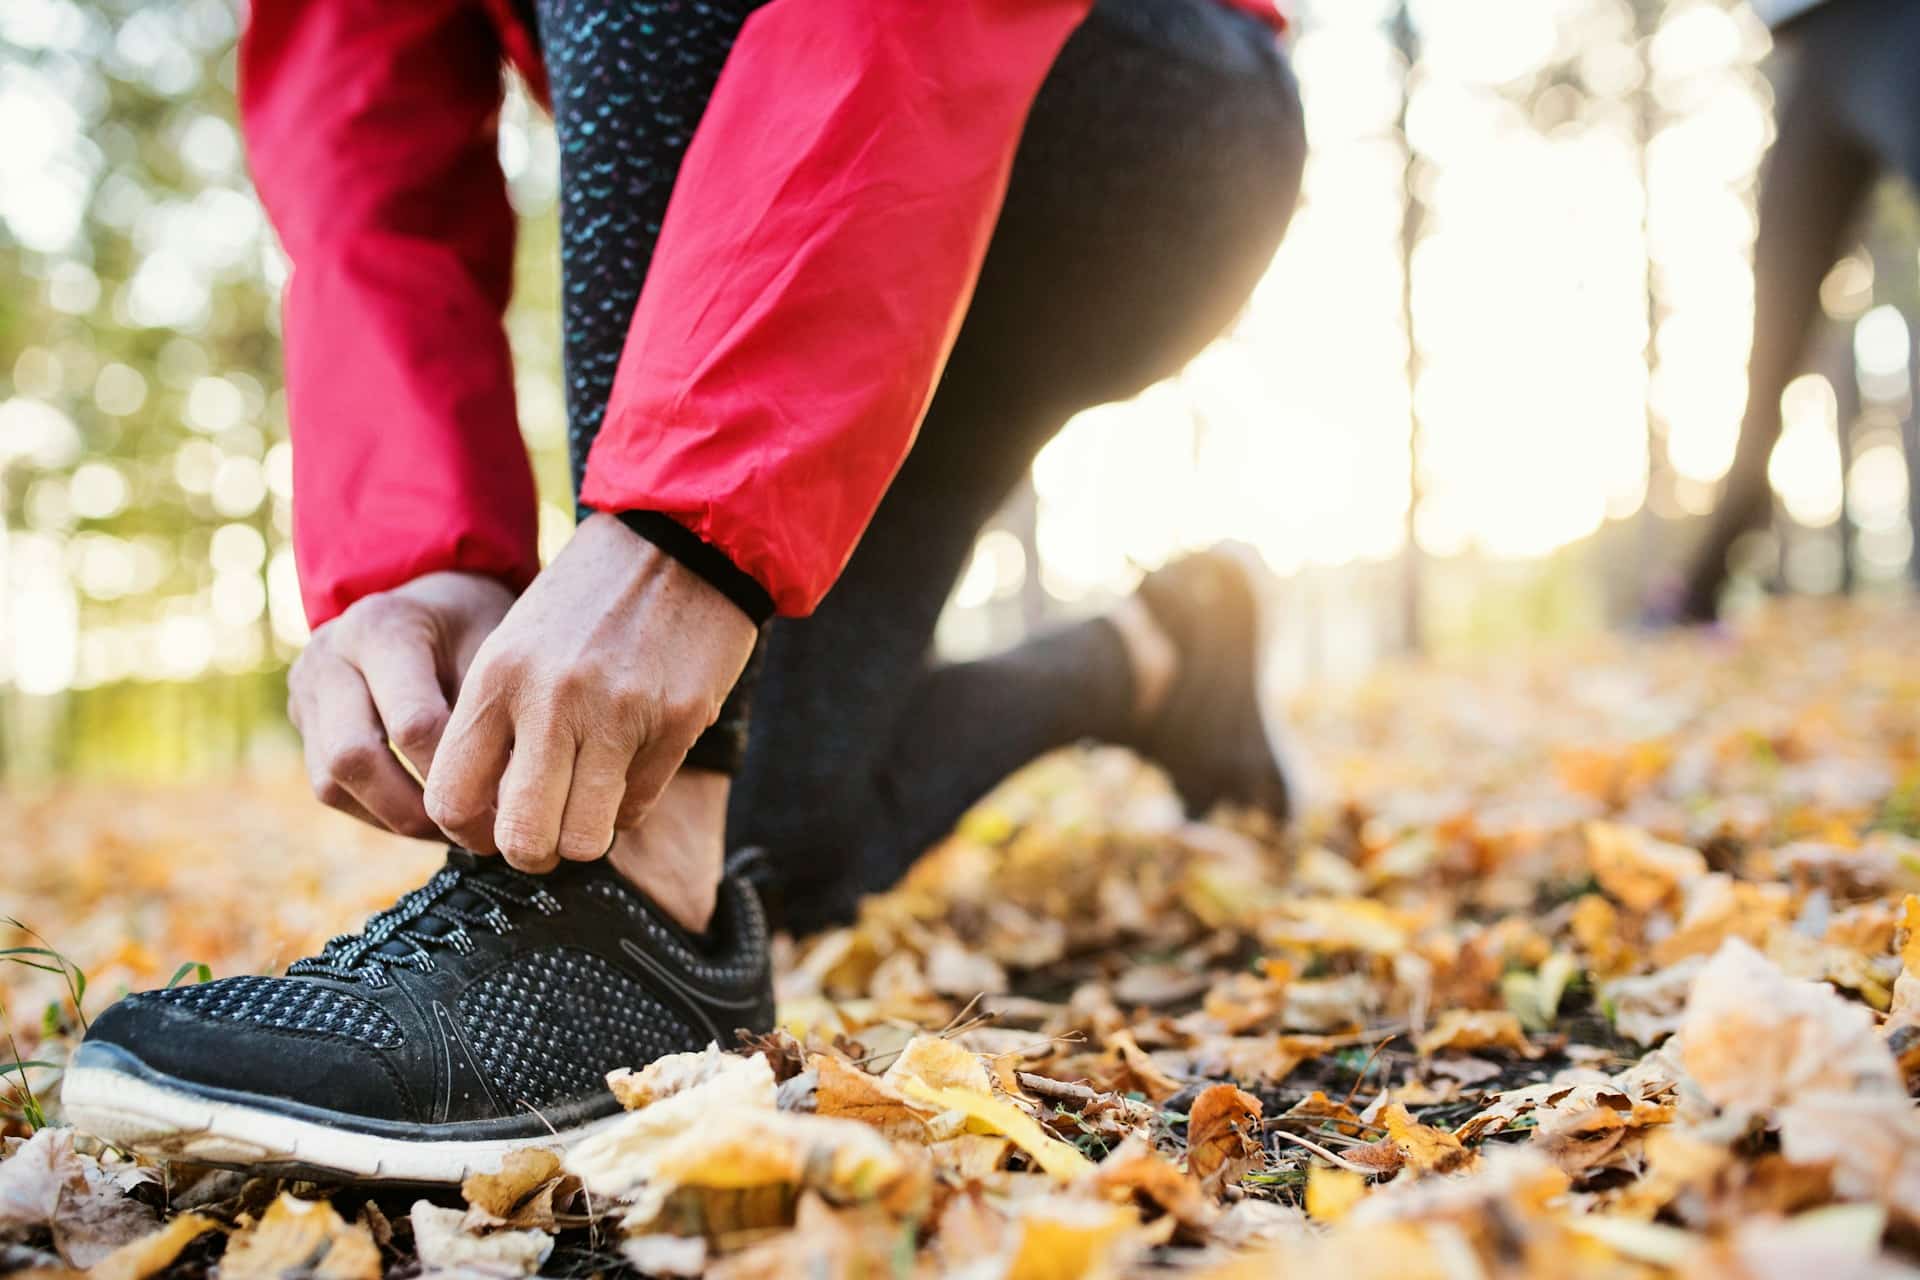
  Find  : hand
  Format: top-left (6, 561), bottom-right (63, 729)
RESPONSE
top-left (424, 514), bottom-right (758, 872)
top-left (289, 571), bottom-right (516, 837)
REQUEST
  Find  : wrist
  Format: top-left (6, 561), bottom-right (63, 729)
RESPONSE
top-left (608, 510), bottom-right (774, 625)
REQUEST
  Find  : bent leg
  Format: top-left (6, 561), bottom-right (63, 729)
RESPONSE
top-left (730, 0), bottom-right (1305, 929)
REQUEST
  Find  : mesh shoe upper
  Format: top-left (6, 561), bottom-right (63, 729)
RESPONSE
top-left (78, 850), bottom-right (774, 1134)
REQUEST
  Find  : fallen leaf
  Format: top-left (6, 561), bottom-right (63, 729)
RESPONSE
top-left (1186, 1084), bottom-right (1263, 1193)
top-left (1103, 1029), bottom-right (1184, 1103)
top-left (1677, 939), bottom-right (1902, 1115)
top-left (1305, 1166), bottom-right (1367, 1222)
top-left (1586, 823), bottom-right (1707, 914)
top-left (621, 1233), bottom-right (707, 1276)
top-left (607, 1043), bottom-right (762, 1110)
top-left (883, 1034), bottom-right (994, 1096)
top-left (0, 1128), bottom-right (156, 1268)
top-left (893, 1078), bottom-right (1090, 1181)
top-left (1382, 1104), bottom-right (1475, 1177)
top-left (411, 1202), bottom-right (552, 1277)
top-left (221, 1194), bottom-right (381, 1280)
top-left (812, 1052), bottom-right (934, 1143)
top-left (1004, 1198), bottom-right (1146, 1280)
top-left (461, 1148), bottom-right (576, 1231)
top-left (1088, 1137), bottom-right (1216, 1237)
top-left (87, 1213), bottom-right (220, 1280)
top-left (1414, 1009), bottom-right (1535, 1058)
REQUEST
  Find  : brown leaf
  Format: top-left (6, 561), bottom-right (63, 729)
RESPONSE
top-left (1186, 1084), bottom-right (1264, 1194)
top-left (1103, 1030), bottom-right (1184, 1104)
top-left (221, 1194), bottom-right (381, 1280)
top-left (812, 1053), bottom-right (933, 1143)
top-left (461, 1148), bottom-right (577, 1232)
top-left (1089, 1137), bottom-right (1217, 1239)
top-left (0, 1129), bottom-right (157, 1268)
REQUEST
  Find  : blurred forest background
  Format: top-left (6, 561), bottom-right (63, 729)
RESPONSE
top-left (3, 0), bottom-right (1919, 780)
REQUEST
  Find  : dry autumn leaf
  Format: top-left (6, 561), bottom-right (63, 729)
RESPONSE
top-left (1186, 1083), bottom-right (1264, 1193)
top-left (220, 1194), bottom-right (381, 1280)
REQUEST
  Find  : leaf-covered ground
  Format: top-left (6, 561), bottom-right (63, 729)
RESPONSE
top-left (6, 600), bottom-right (1920, 1278)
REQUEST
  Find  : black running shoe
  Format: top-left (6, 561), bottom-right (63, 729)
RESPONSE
top-left (64, 849), bottom-right (773, 1184)
top-left (1128, 545), bottom-right (1295, 820)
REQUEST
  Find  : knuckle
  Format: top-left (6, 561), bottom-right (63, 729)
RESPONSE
top-left (423, 791), bottom-right (477, 832)
top-left (557, 828), bottom-right (608, 861)
top-left (390, 708), bottom-right (445, 749)
top-left (493, 815), bottom-right (552, 860)
top-left (552, 665), bottom-right (599, 702)
top-left (324, 738), bottom-right (383, 783)
top-left (312, 774), bottom-right (353, 809)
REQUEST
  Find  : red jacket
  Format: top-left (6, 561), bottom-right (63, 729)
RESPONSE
top-left (240, 0), bottom-right (1285, 626)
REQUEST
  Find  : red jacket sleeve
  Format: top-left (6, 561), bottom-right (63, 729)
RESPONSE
top-left (578, 0), bottom-right (1096, 617)
top-left (240, 0), bottom-right (539, 628)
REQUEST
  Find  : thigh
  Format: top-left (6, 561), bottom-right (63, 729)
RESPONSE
top-left (731, 0), bottom-right (1306, 841)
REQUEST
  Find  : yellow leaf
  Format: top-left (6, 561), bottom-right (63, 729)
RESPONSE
top-left (1585, 823), bottom-right (1707, 914)
top-left (1900, 894), bottom-right (1920, 974)
top-left (1415, 1008), bottom-right (1535, 1058)
top-left (1382, 1103), bottom-right (1475, 1176)
top-left (883, 1034), bottom-right (994, 1095)
top-left (1004, 1200), bottom-right (1142, 1280)
top-left (1304, 1166), bottom-right (1366, 1222)
top-left (893, 1077), bottom-right (1090, 1181)
top-left (88, 1213), bottom-right (220, 1280)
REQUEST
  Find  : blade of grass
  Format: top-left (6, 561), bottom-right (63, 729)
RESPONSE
top-left (2, 923), bottom-right (89, 1033)
top-left (0, 999), bottom-right (46, 1132)
top-left (166, 962), bottom-right (212, 988)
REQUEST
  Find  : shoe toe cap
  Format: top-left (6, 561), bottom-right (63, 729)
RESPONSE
top-left (82, 980), bottom-right (419, 1123)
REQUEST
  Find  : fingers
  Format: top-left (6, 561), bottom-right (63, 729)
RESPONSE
top-left (425, 687), bottom-right (513, 856)
top-left (291, 653), bottom-right (438, 838)
top-left (351, 641), bottom-right (451, 780)
top-left (491, 715), bottom-right (576, 874)
top-left (615, 736), bottom-right (685, 833)
top-left (556, 738), bottom-right (634, 862)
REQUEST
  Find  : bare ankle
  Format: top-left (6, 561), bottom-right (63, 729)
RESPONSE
top-left (606, 769), bottom-right (729, 934)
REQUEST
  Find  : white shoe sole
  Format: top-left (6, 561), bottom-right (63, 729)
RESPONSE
top-left (63, 1061), bottom-right (626, 1184)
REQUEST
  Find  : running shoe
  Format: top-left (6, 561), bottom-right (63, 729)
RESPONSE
top-left (64, 848), bottom-right (773, 1183)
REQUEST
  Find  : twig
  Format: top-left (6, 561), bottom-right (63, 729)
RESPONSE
top-left (1342, 1033), bottom-right (1399, 1111)
top-left (1270, 1128), bottom-right (1381, 1175)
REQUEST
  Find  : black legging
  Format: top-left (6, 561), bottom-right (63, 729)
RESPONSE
top-left (1680, 0), bottom-right (1920, 620)
top-left (538, 0), bottom-right (1304, 929)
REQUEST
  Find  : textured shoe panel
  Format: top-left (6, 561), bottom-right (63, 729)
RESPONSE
top-left (582, 876), bottom-right (768, 986)
top-left (457, 947), bottom-right (698, 1108)
top-left (146, 976), bottom-right (405, 1049)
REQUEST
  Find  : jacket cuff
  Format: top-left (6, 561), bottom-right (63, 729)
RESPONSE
top-left (616, 510), bottom-right (775, 625)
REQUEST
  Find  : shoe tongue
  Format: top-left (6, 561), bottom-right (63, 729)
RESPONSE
top-left (368, 882), bottom-right (490, 961)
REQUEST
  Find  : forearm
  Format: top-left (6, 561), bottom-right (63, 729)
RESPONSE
top-left (580, 0), bottom-right (1097, 617)
top-left (241, 0), bottom-right (539, 627)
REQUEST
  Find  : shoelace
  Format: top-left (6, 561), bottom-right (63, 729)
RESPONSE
top-left (288, 853), bottom-right (561, 987)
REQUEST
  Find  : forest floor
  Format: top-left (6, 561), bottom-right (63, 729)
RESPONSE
top-left (4, 600), bottom-right (1920, 1278)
